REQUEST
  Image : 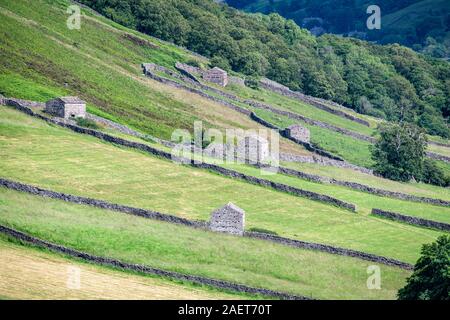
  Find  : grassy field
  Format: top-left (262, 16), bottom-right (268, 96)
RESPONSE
top-left (252, 108), bottom-right (450, 170)
top-left (0, 236), bottom-right (244, 300)
top-left (91, 117), bottom-right (450, 206)
top-left (0, 107), bottom-right (445, 264)
top-left (224, 80), bottom-right (378, 135)
top-left (0, 188), bottom-right (412, 300)
top-left (221, 163), bottom-right (450, 224)
top-left (281, 162), bottom-right (450, 201)
top-left (0, 0), bottom-right (309, 157)
top-left (428, 144), bottom-right (450, 157)
top-left (252, 108), bottom-right (375, 167)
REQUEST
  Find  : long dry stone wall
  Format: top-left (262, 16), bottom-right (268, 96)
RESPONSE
top-left (0, 178), bottom-right (206, 228)
top-left (429, 141), bottom-right (450, 148)
top-left (332, 180), bottom-right (450, 207)
top-left (245, 232), bottom-right (413, 270)
top-left (86, 113), bottom-right (145, 138)
top-left (245, 99), bottom-right (376, 143)
top-left (271, 166), bottom-right (450, 207)
top-left (144, 69), bottom-right (251, 116)
top-left (1, 100), bottom-right (355, 211)
top-left (0, 225), bottom-right (309, 300)
top-left (426, 151), bottom-right (450, 163)
top-left (144, 67), bottom-right (357, 162)
top-left (146, 64), bottom-right (449, 164)
top-left (259, 78), bottom-right (371, 127)
top-left (372, 209), bottom-right (450, 232)
top-left (278, 153), bottom-right (374, 175)
top-left (0, 178), bottom-right (412, 269)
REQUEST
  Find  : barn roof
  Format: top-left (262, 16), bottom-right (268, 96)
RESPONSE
top-left (208, 67), bottom-right (227, 74)
top-left (51, 96), bottom-right (85, 104)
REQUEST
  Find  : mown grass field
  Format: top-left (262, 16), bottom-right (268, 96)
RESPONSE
top-left (0, 188), bottom-right (412, 300)
top-left (0, 235), bottom-right (244, 300)
top-left (220, 163), bottom-right (450, 224)
top-left (0, 107), bottom-right (444, 264)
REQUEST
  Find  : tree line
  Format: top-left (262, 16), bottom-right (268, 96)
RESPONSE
top-left (80, 0), bottom-right (450, 138)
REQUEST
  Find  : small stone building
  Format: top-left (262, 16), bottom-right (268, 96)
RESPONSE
top-left (285, 124), bottom-right (310, 143)
top-left (237, 134), bottom-right (270, 164)
top-left (45, 97), bottom-right (86, 119)
top-left (209, 203), bottom-right (245, 236)
top-left (203, 67), bottom-right (228, 87)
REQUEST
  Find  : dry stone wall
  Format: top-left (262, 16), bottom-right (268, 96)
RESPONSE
top-left (86, 113), bottom-right (145, 138)
top-left (245, 99), bottom-right (376, 143)
top-left (174, 62), bottom-right (202, 83)
top-left (0, 178), bottom-right (411, 270)
top-left (1, 100), bottom-right (356, 211)
top-left (249, 111), bottom-right (344, 161)
top-left (245, 231), bottom-right (413, 270)
top-left (259, 78), bottom-right (371, 127)
top-left (332, 180), bottom-right (450, 207)
top-left (278, 153), bottom-right (374, 175)
top-left (426, 151), bottom-right (450, 163)
top-left (0, 225), bottom-right (308, 300)
top-left (272, 166), bottom-right (449, 207)
top-left (372, 209), bottom-right (450, 232)
top-left (429, 141), bottom-right (450, 148)
top-left (0, 178), bottom-right (206, 228)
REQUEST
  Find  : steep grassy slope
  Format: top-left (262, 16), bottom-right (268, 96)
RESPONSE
top-left (80, 0), bottom-right (450, 139)
top-left (0, 236), bottom-right (243, 300)
top-left (0, 0), bottom-right (195, 138)
top-left (0, 188), bottom-right (411, 300)
top-left (0, 0), bottom-right (308, 157)
top-left (0, 107), bottom-right (444, 264)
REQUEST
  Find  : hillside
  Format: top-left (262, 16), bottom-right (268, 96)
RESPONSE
top-left (226, 0), bottom-right (450, 59)
top-left (79, 0), bottom-right (450, 138)
top-left (0, 0), bottom-right (449, 300)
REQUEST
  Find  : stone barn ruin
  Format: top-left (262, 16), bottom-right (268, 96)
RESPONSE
top-left (285, 124), bottom-right (310, 144)
top-left (209, 203), bottom-right (245, 236)
top-left (203, 67), bottom-right (228, 87)
top-left (45, 97), bottom-right (86, 119)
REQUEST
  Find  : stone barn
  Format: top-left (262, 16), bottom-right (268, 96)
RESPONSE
top-left (285, 124), bottom-right (310, 144)
top-left (203, 67), bottom-right (228, 87)
top-left (237, 134), bottom-right (270, 164)
top-left (45, 97), bottom-right (86, 119)
top-left (209, 203), bottom-right (245, 236)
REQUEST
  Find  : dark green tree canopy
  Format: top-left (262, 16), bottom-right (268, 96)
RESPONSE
top-left (372, 123), bottom-right (428, 182)
top-left (398, 235), bottom-right (450, 300)
top-left (80, 0), bottom-right (450, 138)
